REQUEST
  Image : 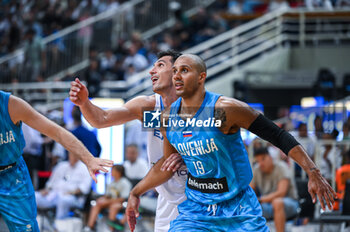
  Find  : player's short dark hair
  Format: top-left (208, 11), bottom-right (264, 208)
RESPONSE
top-left (254, 147), bottom-right (269, 157)
top-left (113, 164), bottom-right (125, 177)
top-left (157, 49), bottom-right (182, 64)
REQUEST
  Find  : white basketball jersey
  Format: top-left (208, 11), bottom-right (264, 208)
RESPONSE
top-left (147, 94), bottom-right (187, 204)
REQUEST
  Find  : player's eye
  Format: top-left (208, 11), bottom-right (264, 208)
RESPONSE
top-left (158, 63), bottom-right (164, 67)
top-left (181, 68), bottom-right (188, 73)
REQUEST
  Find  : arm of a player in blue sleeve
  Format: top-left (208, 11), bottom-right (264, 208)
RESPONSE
top-left (8, 95), bottom-right (113, 183)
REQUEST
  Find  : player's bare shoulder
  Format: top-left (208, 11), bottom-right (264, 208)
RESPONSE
top-left (214, 96), bottom-right (258, 133)
top-left (125, 95), bottom-right (156, 120)
top-left (131, 95), bottom-right (156, 108)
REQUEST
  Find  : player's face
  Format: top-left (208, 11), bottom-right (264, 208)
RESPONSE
top-left (172, 56), bottom-right (201, 98)
top-left (149, 56), bottom-right (174, 93)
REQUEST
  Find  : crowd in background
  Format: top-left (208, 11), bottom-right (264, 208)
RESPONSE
top-left (2, 0), bottom-right (350, 84)
top-left (2, 0), bottom-right (350, 231)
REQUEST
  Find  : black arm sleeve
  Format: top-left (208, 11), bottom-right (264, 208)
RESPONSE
top-left (247, 114), bottom-right (300, 155)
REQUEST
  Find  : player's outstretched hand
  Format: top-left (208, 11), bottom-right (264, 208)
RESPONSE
top-left (308, 168), bottom-right (337, 211)
top-left (161, 153), bottom-right (184, 172)
top-left (69, 78), bottom-right (89, 106)
top-left (86, 157), bottom-right (114, 183)
top-left (126, 193), bottom-right (140, 232)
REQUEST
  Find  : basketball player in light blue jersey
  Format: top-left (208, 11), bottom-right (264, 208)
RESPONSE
top-left (127, 54), bottom-right (336, 231)
top-left (0, 91), bottom-right (113, 232)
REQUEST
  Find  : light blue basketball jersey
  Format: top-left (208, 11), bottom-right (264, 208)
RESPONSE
top-left (0, 91), bottom-right (25, 165)
top-left (166, 91), bottom-right (253, 205)
top-left (0, 91), bottom-right (38, 232)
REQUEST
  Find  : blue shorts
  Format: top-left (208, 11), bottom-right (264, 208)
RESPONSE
top-left (0, 156), bottom-right (39, 232)
top-left (169, 186), bottom-right (269, 232)
top-left (261, 197), bottom-right (299, 220)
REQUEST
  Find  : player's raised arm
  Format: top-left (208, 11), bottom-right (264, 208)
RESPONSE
top-left (217, 96), bottom-right (337, 210)
top-left (69, 78), bottom-right (154, 128)
top-left (8, 95), bottom-right (113, 183)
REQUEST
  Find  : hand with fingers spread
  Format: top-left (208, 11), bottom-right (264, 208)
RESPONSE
top-left (69, 78), bottom-right (89, 106)
top-left (126, 193), bottom-right (141, 232)
top-left (86, 156), bottom-right (114, 183)
top-left (161, 153), bottom-right (184, 172)
top-left (308, 168), bottom-right (337, 210)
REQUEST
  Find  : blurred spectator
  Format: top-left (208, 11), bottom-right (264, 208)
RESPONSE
top-left (108, 59), bottom-right (125, 81)
top-left (71, 106), bottom-right (101, 158)
top-left (292, 122), bottom-right (317, 177)
top-left (228, 0), bottom-right (266, 15)
top-left (334, 149), bottom-right (350, 210)
top-left (340, 122), bottom-right (350, 165)
top-left (314, 115), bottom-right (324, 139)
top-left (147, 39), bottom-right (160, 65)
top-left (343, 122), bottom-right (350, 141)
top-left (250, 147), bottom-right (299, 232)
top-left (83, 165), bottom-right (131, 232)
top-left (293, 123), bottom-right (316, 159)
top-left (8, 16), bottom-right (21, 51)
top-left (124, 144), bottom-right (149, 180)
top-left (84, 59), bottom-right (102, 97)
top-left (51, 141), bottom-right (67, 164)
top-left (100, 48), bottom-right (117, 74)
top-left (305, 0), bottom-right (334, 10)
top-left (23, 28), bottom-right (46, 82)
top-left (208, 12), bottom-right (229, 35)
top-left (125, 120), bottom-right (148, 161)
top-left (35, 152), bottom-right (92, 220)
top-left (319, 133), bottom-right (341, 182)
top-left (269, 0), bottom-right (290, 11)
top-left (122, 43), bottom-right (149, 74)
top-left (22, 123), bottom-right (44, 190)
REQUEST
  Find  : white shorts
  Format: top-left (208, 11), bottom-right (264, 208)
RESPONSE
top-left (154, 194), bottom-right (179, 232)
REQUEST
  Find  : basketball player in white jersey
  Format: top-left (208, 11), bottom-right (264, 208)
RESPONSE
top-left (69, 50), bottom-right (187, 232)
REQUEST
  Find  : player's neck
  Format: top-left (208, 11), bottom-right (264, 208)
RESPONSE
top-left (181, 89), bottom-right (206, 115)
top-left (159, 88), bottom-right (178, 108)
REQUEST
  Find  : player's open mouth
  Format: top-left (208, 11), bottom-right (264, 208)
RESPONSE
top-left (151, 76), bottom-right (159, 85)
top-left (175, 82), bottom-right (183, 90)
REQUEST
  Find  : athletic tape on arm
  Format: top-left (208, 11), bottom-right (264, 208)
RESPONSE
top-left (248, 114), bottom-right (300, 155)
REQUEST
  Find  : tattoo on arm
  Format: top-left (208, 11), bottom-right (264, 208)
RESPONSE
top-left (214, 108), bottom-right (227, 126)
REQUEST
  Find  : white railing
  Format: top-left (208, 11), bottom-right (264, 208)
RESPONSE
top-left (0, 0), bottom-right (215, 84)
top-left (119, 8), bottom-right (350, 99)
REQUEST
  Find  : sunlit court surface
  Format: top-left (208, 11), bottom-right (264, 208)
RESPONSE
top-left (2, 0), bottom-right (350, 232)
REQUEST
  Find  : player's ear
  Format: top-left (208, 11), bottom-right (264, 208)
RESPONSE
top-left (199, 72), bottom-right (206, 82)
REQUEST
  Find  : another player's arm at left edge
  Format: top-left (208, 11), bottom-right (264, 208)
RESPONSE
top-left (8, 95), bottom-right (113, 183)
top-left (217, 96), bottom-right (336, 210)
